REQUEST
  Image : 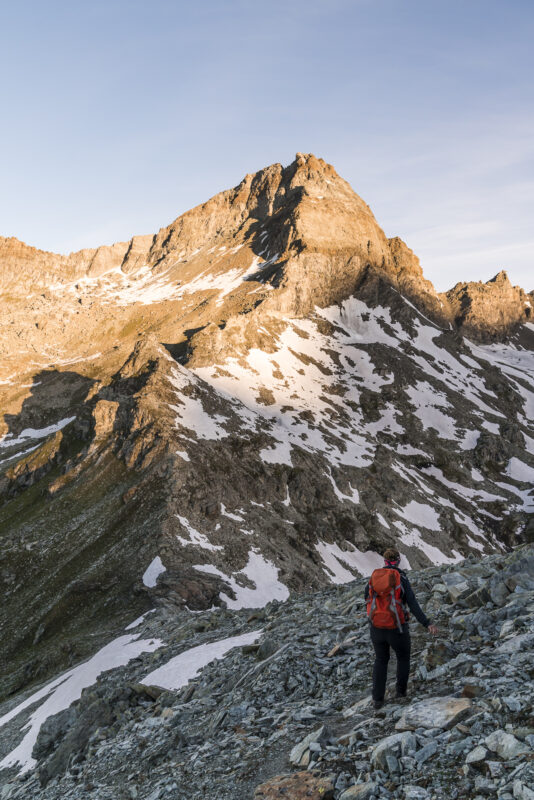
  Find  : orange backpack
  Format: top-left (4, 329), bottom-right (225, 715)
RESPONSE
top-left (366, 568), bottom-right (406, 631)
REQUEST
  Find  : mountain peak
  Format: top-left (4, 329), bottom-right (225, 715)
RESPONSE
top-left (488, 269), bottom-right (511, 285)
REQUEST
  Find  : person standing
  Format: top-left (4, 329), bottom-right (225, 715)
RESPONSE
top-left (364, 547), bottom-right (438, 709)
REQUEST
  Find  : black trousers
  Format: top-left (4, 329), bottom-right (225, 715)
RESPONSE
top-left (370, 624), bottom-right (411, 701)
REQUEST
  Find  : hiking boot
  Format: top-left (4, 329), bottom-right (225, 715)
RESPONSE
top-left (395, 691), bottom-right (408, 703)
top-left (373, 700), bottom-right (384, 710)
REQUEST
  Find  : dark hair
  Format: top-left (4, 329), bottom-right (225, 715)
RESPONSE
top-left (383, 547), bottom-right (400, 561)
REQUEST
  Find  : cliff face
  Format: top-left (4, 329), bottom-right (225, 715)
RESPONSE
top-left (0, 153), bottom-right (533, 702)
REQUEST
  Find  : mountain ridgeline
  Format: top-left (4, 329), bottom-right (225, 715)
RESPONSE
top-left (0, 153), bottom-right (533, 702)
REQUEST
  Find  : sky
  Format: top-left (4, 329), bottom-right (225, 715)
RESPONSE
top-left (1, 0), bottom-right (532, 292)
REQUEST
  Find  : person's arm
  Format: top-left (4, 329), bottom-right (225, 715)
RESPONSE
top-left (401, 575), bottom-right (431, 628)
top-left (364, 582), bottom-right (369, 601)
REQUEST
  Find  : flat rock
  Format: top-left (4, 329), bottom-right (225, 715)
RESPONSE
top-left (254, 771), bottom-right (335, 799)
top-left (395, 696), bottom-right (471, 731)
top-left (339, 782), bottom-right (377, 799)
top-left (496, 633), bottom-right (534, 653)
top-left (403, 787), bottom-right (430, 800)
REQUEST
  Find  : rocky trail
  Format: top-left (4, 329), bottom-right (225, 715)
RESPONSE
top-left (0, 544), bottom-right (533, 799)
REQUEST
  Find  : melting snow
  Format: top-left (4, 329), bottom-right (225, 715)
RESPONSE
top-left (194, 549), bottom-right (289, 609)
top-left (395, 521), bottom-right (464, 565)
top-left (125, 609), bottom-right (157, 630)
top-left (141, 630), bottom-right (262, 692)
top-left (220, 504), bottom-right (245, 522)
top-left (0, 634), bottom-right (162, 774)
top-left (506, 457), bottom-right (534, 484)
top-left (326, 469), bottom-right (359, 503)
top-left (405, 382), bottom-right (458, 441)
top-left (395, 500), bottom-right (441, 531)
top-left (0, 417), bottom-right (76, 450)
top-left (315, 541), bottom-right (384, 583)
top-left (168, 368), bottom-right (230, 441)
top-left (143, 556), bottom-right (166, 588)
top-left (176, 516), bottom-right (222, 551)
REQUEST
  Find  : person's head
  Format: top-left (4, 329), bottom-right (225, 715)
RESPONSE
top-left (383, 547), bottom-right (400, 567)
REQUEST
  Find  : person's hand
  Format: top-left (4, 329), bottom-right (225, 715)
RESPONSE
top-left (428, 624), bottom-right (439, 635)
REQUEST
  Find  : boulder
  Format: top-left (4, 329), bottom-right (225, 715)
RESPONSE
top-left (496, 632), bottom-right (534, 653)
top-left (489, 579), bottom-right (511, 606)
top-left (485, 729), bottom-right (530, 759)
top-left (289, 725), bottom-right (330, 766)
top-left (371, 731), bottom-right (417, 771)
top-left (396, 696), bottom-right (471, 731)
top-left (465, 745), bottom-right (488, 764)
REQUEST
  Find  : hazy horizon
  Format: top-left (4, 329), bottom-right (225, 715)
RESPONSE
top-left (2, 0), bottom-right (532, 292)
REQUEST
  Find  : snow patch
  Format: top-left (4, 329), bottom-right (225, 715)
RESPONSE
top-left (315, 541), bottom-right (383, 583)
top-left (142, 630), bottom-right (262, 692)
top-left (395, 500), bottom-right (441, 531)
top-left (143, 556), bottom-right (166, 588)
top-left (176, 516), bottom-right (222, 551)
top-left (0, 417), bottom-right (76, 450)
top-left (0, 634), bottom-right (162, 774)
top-left (194, 549), bottom-right (289, 609)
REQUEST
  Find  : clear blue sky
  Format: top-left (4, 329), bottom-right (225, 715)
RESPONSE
top-left (1, 0), bottom-right (532, 291)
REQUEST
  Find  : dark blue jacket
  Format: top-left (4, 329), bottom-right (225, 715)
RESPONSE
top-left (364, 566), bottom-right (431, 628)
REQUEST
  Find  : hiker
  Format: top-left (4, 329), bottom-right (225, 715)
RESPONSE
top-left (365, 547), bottom-right (438, 709)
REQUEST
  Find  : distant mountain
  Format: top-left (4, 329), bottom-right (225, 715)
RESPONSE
top-left (1, 153), bottom-right (533, 700)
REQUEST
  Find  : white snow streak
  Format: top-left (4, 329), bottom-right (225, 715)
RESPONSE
top-left (0, 635), bottom-right (162, 773)
top-left (142, 556), bottom-right (166, 588)
top-left (194, 549), bottom-right (289, 609)
top-left (141, 630), bottom-right (262, 691)
top-left (0, 417), bottom-right (76, 450)
top-left (176, 516), bottom-right (222, 551)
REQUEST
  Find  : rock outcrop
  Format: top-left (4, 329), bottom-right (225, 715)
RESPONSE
top-left (445, 270), bottom-right (533, 342)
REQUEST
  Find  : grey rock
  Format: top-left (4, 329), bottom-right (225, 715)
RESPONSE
top-left (485, 729), bottom-right (530, 759)
top-left (396, 697), bottom-right (471, 731)
top-left (465, 745), bottom-right (487, 764)
top-left (370, 732), bottom-right (417, 771)
top-left (414, 740), bottom-right (437, 764)
top-left (402, 786), bottom-right (430, 799)
top-left (513, 781), bottom-right (534, 800)
top-left (289, 725), bottom-right (330, 766)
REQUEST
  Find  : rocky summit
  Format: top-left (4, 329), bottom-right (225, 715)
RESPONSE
top-left (0, 153), bottom-right (533, 795)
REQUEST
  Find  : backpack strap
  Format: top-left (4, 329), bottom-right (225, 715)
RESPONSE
top-left (389, 587), bottom-right (403, 632)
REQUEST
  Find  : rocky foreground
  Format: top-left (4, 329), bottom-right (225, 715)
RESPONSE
top-left (0, 545), bottom-right (533, 799)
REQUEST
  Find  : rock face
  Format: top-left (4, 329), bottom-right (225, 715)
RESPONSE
top-left (445, 270), bottom-right (533, 342)
top-left (0, 153), bottom-right (533, 704)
